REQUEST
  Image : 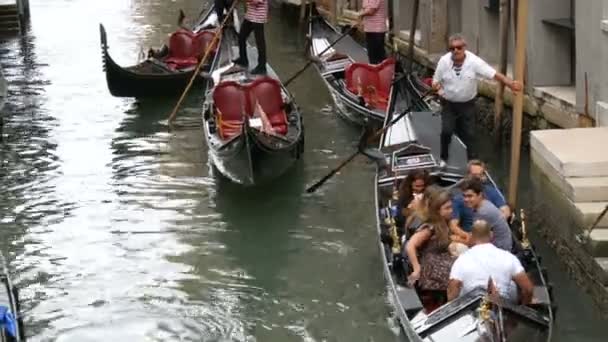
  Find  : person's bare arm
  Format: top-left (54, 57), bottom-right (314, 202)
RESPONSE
top-left (449, 219), bottom-right (471, 241)
top-left (494, 72), bottom-right (522, 92)
top-left (405, 228), bottom-right (432, 283)
top-left (512, 272), bottom-right (534, 305)
top-left (499, 205), bottom-right (511, 220)
top-left (358, 1), bottom-right (379, 19)
top-left (447, 279), bottom-right (463, 301)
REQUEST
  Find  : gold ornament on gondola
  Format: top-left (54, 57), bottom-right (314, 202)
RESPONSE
top-left (384, 190), bottom-right (401, 255)
top-left (477, 295), bottom-right (493, 323)
top-left (520, 209), bottom-right (530, 249)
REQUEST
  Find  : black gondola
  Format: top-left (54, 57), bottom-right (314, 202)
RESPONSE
top-left (201, 19), bottom-right (304, 186)
top-left (307, 7), bottom-right (399, 127)
top-left (0, 253), bottom-right (24, 342)
top-left (372, 84), bottom-right (554, 341)
top-left (99, 7), bottom-right (221, 98)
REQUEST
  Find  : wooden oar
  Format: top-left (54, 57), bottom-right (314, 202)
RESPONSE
top-left (167, 0), bottom-right (240, 128)
top-left (576, 204), bottom-right (608, 244)
top-left (283, 24), bottom-right (357, 87)
top-left (306, 89), bottom-right (434, 193)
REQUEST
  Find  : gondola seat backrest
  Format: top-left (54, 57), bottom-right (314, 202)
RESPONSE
top-left (193, 30), bottom-right (217, 60)
top-left (165, 29), bottom-right (198, 69)
top-left (247, 77), bottom-right (288, 135)
top-left (213, 81), bottom-right (248, 140)
top-left (377, 57), bottom-right (396, 97)
top-left (345, 58), bottom-right (395, 111)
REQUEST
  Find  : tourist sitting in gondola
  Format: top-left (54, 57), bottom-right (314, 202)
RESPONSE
top-left (454, 178), bottom-right (513, 251)
top-left (447, 219), bottom-right (534, 305)
top-left (405, 190), bottom-right (457, 312)
top-left (232, 0), bottom-right (269, 75)
top-left (395, 170), bottom-right (431, 227)
top-left (450, 160), bottom-right (511, 244)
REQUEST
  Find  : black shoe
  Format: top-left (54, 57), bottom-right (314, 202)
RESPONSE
top-left (232, 58), bottom-right (248, 67)
top-left (251, 65), bottom-right (267, 75)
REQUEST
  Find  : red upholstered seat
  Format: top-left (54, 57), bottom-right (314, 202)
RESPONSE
top-left (213, 81), bottom-right (248, 140)
top-left (164, 29), bottom-right (198, 69)
top-left (344, 57), bottom-right (395, 111)
top-left (422, 77), bottom-right (433, 87)
top-left (193, 30), bottom-right (217, 59)
top-left (248, 77), bottom-right (288, 135)
top-left (212, 77), bottom-right (289, 140)
top-left (377, 58), bottom-right (396, 97)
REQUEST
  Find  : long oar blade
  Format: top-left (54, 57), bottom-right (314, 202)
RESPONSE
top-left (284, 24), bottom-right (357, 87)
top-left (306, 151), bottom-right (360, 193)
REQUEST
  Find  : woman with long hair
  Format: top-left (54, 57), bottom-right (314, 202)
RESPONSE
top-left (396, 170), bottom-right (431, 225)
top-left (405, 190), bottom-right (456, 311)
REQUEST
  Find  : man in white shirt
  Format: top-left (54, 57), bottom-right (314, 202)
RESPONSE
top-left (447, 220), bottom-right (533, 305)
top-left (432, 34), bottom-right (522, 166)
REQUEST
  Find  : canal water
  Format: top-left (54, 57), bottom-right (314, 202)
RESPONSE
top-left (0, 0), bottom-right (604, 341)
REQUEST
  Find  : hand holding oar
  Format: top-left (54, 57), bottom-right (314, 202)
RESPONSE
top-left (283, 24), bottom-right (358, 87)
top-left (167, 0), bottom-right (240, 128)
top-left (306, 89), bottom-right (434, 193)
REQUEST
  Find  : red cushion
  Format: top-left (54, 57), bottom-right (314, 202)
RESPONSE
top-left (168, 29), bottom-right (195, 59)
top-left (213, 78), bottom-right (290, 138)
top-left (377, 57), bottom-right (396, 96)
top-left (247, 77), bottom-right (288, 134)
top-left (192, 30), bottom-right (217, 59)
top-left (345, 63), bottom-right (379, 96)
top-left (345, 59), bottom-right (395, 110)
top-left (213, 81), bottom-right (249, 121)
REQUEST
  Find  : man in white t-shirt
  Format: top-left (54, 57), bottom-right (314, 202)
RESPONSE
top-left (432, 34), bottom-right (522, 166)
top-left (447, 220), bottom-right (533, 305)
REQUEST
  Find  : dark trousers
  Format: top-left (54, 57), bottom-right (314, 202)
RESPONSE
top-left (440, 99), bottom-right (476, 161)
top-left (238, 19), bottom-right (266, 67)
top-left (214, 0), bottom-right (233, 23)
top-left (365, 32), bottom-right (387, 64)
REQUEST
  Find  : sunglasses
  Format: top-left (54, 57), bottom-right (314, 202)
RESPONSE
top-left (449, 45), bottom-right (465, 51)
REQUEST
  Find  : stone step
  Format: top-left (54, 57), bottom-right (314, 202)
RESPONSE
top-left (530, 128), bottom-right (608, 178)
top-left (588, 229), bottom-right (608, 257)
top-left (567, 177), bottom-right (608, 203)
top-left (574, 202), bottom-right (608, 228)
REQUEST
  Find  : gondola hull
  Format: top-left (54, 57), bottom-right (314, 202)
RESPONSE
top-left (205, 124), bottom-right (304, 186)
top-left (99, 7), bottom-right (217, 98)
top-left (308, 8), bottom-right (393, 127)
top-left (101, 49), bottom-right (206, 97)
top-left (372, 79), bottom-right (553, 341)
top-left (201, 16), bottom-right (304, 186)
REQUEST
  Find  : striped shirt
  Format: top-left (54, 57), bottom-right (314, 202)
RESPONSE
top-left (245, 0), bottom-right (269, 24)
top-left (362, 0), bottom-right (387, 33)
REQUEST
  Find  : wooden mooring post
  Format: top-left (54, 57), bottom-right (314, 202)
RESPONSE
top-left (507, 0), bottom-right (529, 208)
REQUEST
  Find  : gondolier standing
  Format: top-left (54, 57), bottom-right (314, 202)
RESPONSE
top-left (232, 0), bottom-right (269, 75)
top-left (357, 0), bottom-right (387, 64)
top-left (214, 0), bottom-right (233, 23)
top-left (432, 34), bottom-right (521, 166)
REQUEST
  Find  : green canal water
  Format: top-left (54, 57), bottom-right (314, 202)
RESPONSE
top-left (0, 0), bottom-right (604, 340)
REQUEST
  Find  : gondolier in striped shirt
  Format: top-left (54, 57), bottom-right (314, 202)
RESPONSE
top-left (232, 0), bottom-right (269, 75)
top-left (357, 0), bottom-right (387, 64)
top-left (432, 34), bottom-right (521, 166)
